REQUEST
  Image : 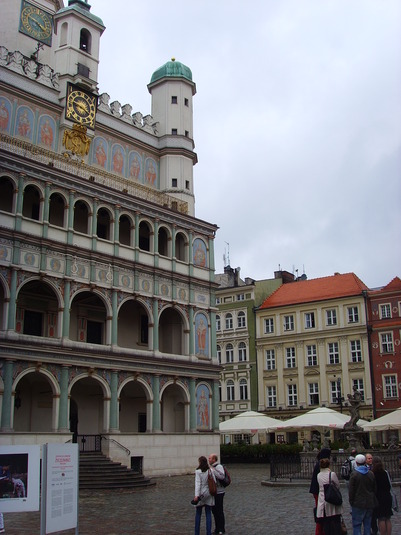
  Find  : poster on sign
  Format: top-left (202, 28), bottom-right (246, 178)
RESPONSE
top-left (0, 444), bottom-right (40, 513)
top-left (41, 443), bottom-right (79, 534)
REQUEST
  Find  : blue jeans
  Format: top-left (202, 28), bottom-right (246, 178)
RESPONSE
top-left (195, 505), bottom-right (212, 535)
top-left (351, 506), bottom-right (373, 535)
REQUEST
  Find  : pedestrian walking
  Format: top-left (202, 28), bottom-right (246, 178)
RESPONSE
top-left (349, 454), bottom-right (378, 535)
top-left (316, 457), bottom-right (343, 535)
top-left (372, 457), bottom-right (392, 535)
top-left (208, 453), bottom-right (226, 534)
top-left (193, 456), bottom-right (215, 535)
top-left (310, 447), bottom-right (332, 535)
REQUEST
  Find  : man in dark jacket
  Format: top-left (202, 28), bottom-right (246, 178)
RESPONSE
top-left (309, 447), bottom-right (331, 535)
top-left (349, 454), bottom-right (378, 535)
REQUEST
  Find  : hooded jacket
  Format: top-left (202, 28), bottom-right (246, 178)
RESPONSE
top-left (349, 464), bottom-right (378, 509)
top-left (309, 448), bottom-right (331, 495)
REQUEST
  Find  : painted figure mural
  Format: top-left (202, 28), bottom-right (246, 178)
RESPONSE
top-left (145, 158), bottom-right (157, 186)
top-left (0, 98), bottom-right (11, 132)
top-left (93, 137), bottom-right (107, 168)
top-left (193, 238), bottom-right (207, 268)
top-left (112, 145), bottom-right (124, 174)
top-left (38, 116), bottom-right (55, 148)
top-left (196, 384), bottom-right (210, 429)
top-left (129, 151), bottom-right (141, 180)
top-left (16, 106), bottom-right (33, 140)
top-left (195, 313), bottom-right (208, 357)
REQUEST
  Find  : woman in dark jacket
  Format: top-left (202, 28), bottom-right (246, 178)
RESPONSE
top-left (309, 448), bottom-right (331, 535)
top-left (372, 457), bottom-right (392, 535)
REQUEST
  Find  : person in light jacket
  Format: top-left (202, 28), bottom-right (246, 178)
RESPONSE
top-left (316, 457), bottom-right (344, 535)
top-left (193, 456), bottom-right (215, 535)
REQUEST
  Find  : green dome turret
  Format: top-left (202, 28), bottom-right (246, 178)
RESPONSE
top-left (150, 58), bottom-right (193, 84)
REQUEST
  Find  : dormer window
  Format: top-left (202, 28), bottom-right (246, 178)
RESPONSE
top-left (80, 29), bottom-right (91, 53)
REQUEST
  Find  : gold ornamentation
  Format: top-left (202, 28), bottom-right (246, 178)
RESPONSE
top-left (62, 125), bottom-right (91, 157)
top-left (66, 84), bottom-right (97, 129)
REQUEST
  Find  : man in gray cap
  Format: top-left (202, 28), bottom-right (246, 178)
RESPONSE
top-left (349, 454), bottom-right (378, 534)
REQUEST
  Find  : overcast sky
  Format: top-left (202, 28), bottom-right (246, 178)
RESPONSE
top-left (93, 0), bottom-right (401, 289)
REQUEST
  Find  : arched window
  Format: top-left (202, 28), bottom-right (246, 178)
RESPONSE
top-left (0, 176), bottom-right (14, 213)
top-left (96, 208), bottom-right (111, 240)
top-left (217, 345), bottom-right (221, 364)
top-left (73, 200), bottom-right (89, 234)
top-left (139, 220), bottom-right (151, 251)
top-left (225, 343), bottom-right (234, 363)
top-left (79, 28), bottom-right (91, 53)
top-left (48, 192), bottom-right (65, 227)
top-left (175, 232), bottom-right (187, 261)
top-left (216, 315), bottom-right (221, 331)
top-left (238, 342), bottom-right (247, 362)
top-left (225, 313), bottom-right (233, 330)
top-left (22, 185), bottom-right (40, 220)
top-left (237, 311), bottom-right (246, 328)
top-left (239, 379), bottom-right (248, 400)
top-left (119, 214), bottom-right (132, 246)
top-left (158, 226), bottom-right (169, 256)
top-left (226, 380), bottom-right (235, 401)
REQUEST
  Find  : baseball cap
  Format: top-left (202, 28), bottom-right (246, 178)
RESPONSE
top-left (355, 454), bottom-right (366, 464)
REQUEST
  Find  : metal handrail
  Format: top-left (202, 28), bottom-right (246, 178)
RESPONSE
top-left (101, 435), bottom-right (131, 456)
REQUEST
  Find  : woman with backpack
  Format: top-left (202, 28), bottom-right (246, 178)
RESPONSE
top-left (192, 456), bottom-right (215, 535)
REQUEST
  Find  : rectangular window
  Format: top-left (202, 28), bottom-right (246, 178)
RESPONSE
top-left (330, 381), bottom-right (341, 404)
top-left (172, 178), bottom-right (177, 187)
top-left (309, 383), bottom-right (319, 405)
top-left (225, 345), bottom-right (234, 363)
top-left (171, 128), bottom-right (178, 135)
top-left (286, 347), bottom-right (296, 368)
top-left (384, 375), bottom-right (397, 398)
top-left (328, 342), bottom-right (339, 364)
top-left (381, 333), bottom-right (394, 353)
top-left (352, 379), bottom-right (364, 401)
top-left (185, 180), bottom-right (190, 190)
top-left (237, 312), bottom-right (246, 328)
top-left (225, 314), bottom-right (233, 330)
top-left (264, 318), bottom-right (274, 334)
top-left (326, 309), bottom-right (337, 326)
top-left (380, 303), bottom-right (392, 319)
top-left (287, 384), bottom-right (297, 406)
top-left (217, 346), bottom-right (221, 364)
top-left (348, 306), bottom-right (359, 323)
top-left (171, 96), bottom-right (178, 104)
top-left (266, 349), bottom-right (276, 370)
top-left (306, 344), bottom-right (317, 366)
top-left (305, 312), bottom-right (315, 329)
top-left (184, 98), bottom-right (189, 106)
top-left (284, 315), bottom-right (294, 331)
top-left (237, 294), bottom-right (245, 301)
top-left (239, 380), bottom-right (248, 400)
top-left (185, 130), bottom-right (189, 137)
top-left (350, 340), bottom-right (362, 362)
top-left (226, 382), bottom-right (235, 401)
top-left (266, 385), bottom-right (277, 408)
top-left (216, 316), bottom-right (220, 331)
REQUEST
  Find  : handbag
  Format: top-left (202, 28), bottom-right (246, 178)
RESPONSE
top-left (323, 471), bottom-right (343, 506)
top-left (207, 469), bottom-right (217, 496)
top-left (386, 471), bottom-right (399, 512)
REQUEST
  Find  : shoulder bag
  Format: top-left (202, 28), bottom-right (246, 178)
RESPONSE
top-left (324, 471), bottom-right (343, 506)
top-left (208, 469), bottom-right (217, 496)
top-left (386, 470), bottom-right (398, 512)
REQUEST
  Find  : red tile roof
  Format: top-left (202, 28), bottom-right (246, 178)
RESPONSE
top-left (369, 276), bottom-right (401, 295)
top-left (259, 272), bottom-right (368, 309)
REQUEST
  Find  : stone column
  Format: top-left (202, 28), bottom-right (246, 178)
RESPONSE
top-left (1, 360), bottom-right (14, 430)
top-left (152, 375), bottom-right (161, 431)
top-left (189, 378), bottom-right (197, 431)
top-left (58, 366), bottom-right (69, 431)
top-left (109, 371), bottom-right (119, 431)
top-left (212, 380), bottom-right (220, 431)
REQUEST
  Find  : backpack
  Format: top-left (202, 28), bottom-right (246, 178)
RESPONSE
top-left (341, 458), bottom-right (352, 481)
top-left (220, 465), bottom-right (231, 488)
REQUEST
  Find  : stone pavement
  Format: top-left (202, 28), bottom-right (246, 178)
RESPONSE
top-left (2, 464), bottom-right (401, 534)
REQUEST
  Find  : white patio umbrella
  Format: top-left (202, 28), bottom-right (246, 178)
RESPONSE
top-left (362, 407), bottom-right (401, 431)
top-left (272, 407), bottom-right (368, 432)
top-left (219, 411), bottom-right (283, 433)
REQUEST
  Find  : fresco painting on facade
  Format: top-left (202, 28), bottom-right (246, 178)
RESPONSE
top-left (197, 384), bottom-right (210, 429)
top-left (145, 158), bottom-right (157, 186)
top-left (193, 238), bottom-right (207, 268)
top-left (0, 98), bottom-right (11, 132)
top-left (38, 115), bottom-right (55, 149)
top-left (16, 106), bottom-right (33, 140)
top-left (128, 151), bottom-right (141, 180)
top-left (195, 312), bottom-right (209, 357)
top-left (93, 137), bottom-right (107, 168)
top-left (111, 144), bottom-right (125, 174)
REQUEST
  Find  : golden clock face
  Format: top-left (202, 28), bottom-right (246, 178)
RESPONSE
top-left (20, 1), bottom-right (53, 46)
top-left (66, 86), bottom-right (97, 129)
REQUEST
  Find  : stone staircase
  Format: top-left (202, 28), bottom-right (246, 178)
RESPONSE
top-left (79, 452), bottom-right (155, 490)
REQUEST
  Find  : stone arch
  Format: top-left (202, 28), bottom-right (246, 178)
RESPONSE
top-left (138, 218), bottom-right (154, 252)
top-left (69, 288), bottom-right (111, 344)
top-left (48, 190), bottom-right (68, 228)
top-left (159, 304), bottom-right (188, 355)
top-left (73, 198), bottom-right (91, 234)
top-left (118, 377), bottom-right (153, 432)
top-left (158, 224), bottom-right (171, 257)
top-left (118, 212), bottom-right (134, 246)
top-left (117, 297), bottom-right (151, 350)
top-left (12, 367), bottom-right (60, 432)
top-left (16, 277), bottom-right (63, 337)
top-left (0, 174), bottom-right (17, 213)
top-left (160, 380), bottom-right (189, 432)
top-left (174, 230), bottom-right (188, 262)
top-left (96, 204), bottom-right (113, 241)
top-left (22, 182), bottom-right (42, 221)
top-left (69, 373), bottom-right (111, 436)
